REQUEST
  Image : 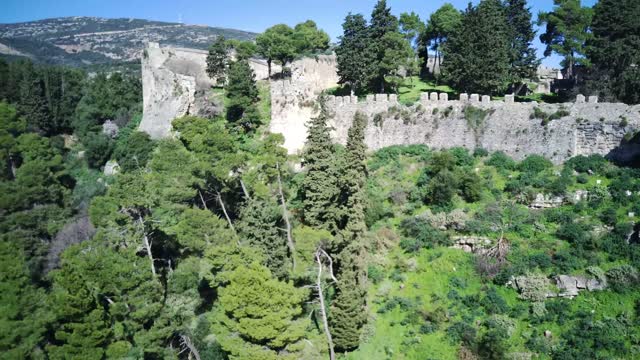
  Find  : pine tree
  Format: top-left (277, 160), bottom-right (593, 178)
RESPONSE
top-left (302, 97), bottom-right (340, 233)
top-left (587, 0), bottom-right (640, 104)
top-left (442, 0), bottom-right (511, 95)
top-left (505, 0), bottom-right (540, 92)
top-left (538, 0), bottom-right (593, 80)
top-left (226, 60), bottom-right (261, 132)
top-left (206, 35), bottom-right (230, 85)
top-left (336, 13), bottom-right (373, 94)
top-left (422, 3), bottom-right (463, 77)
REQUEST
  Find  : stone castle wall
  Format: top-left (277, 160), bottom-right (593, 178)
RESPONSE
top-left (319, 93), bottom-right (640, 164)
top-left (269, 57), bottom-right (640, 164)
top-left (139, 42), bottom-right (275, 138)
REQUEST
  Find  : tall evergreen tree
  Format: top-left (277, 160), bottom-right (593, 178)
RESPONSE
top-left (538, 0), bottom-right (593, 80)
top-left (442, 0), bottom-right (511, 94)
top-left (587, 0), bottom-right (640, 104)
top-left (336, 14), bottom-right (373, 94)
top-left (236, 198), bottom-right (290, 279)
top-left (18, 62), bottom-right (50, 134)
top-left (330, 112), bottom-right (368, 352)
top-left (206, 35), bottom-right (231, 85)
top-left (368, 0), bottom-right (400, 92)
top-left (302, 97), bottom-right (339, 233)
top-left (505, 0), bottom-right (540, 93)
top-left (226, 60), bottom-right (261, 132)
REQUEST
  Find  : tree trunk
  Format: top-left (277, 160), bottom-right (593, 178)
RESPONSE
top-left (276, 163), bottom-right (296, 272)
top-left (315, 249), bottom-right (337, 360)
top-left (267, 59), bottom-right (272, 79)
top-left (137, 217), bottom-right (156, 277)
top-left (216, 190), bottom-right (237, 239)
top-left (240, 179), bottom-right (251, 201)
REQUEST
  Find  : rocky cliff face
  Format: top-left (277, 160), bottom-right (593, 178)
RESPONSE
top-left (139, 43), bottom-right (272, 139)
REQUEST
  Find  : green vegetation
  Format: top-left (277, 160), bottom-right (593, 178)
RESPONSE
top-left (2, 1), bottom-right (640, 359)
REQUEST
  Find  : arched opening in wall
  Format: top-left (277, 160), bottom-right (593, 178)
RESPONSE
top-left (606, 131), bottom-right (640, 168)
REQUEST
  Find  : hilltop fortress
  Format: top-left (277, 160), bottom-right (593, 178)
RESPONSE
top-left (140, 44), bottom-right (640, 164)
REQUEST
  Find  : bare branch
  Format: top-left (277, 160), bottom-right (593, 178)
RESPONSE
top-left (315, 247), bottom-right (336, 360)
top-left (277, 162), bottom-right (297, 272)
top-left (179, 335), bottom-right (201, 360)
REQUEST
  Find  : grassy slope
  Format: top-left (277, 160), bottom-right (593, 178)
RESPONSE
top-left (345, 148), bottom-right (640, 359)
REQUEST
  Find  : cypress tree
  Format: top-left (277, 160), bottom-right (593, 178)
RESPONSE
top-left (302, 96), bottom-right (340, 233)
top-left (368, 0), bottom-right (399, 92)
top-left (226, 60), bottom-right (261, 132)
top-left (18, 63), bottom-right (50, 134)
top-left (336, 14), bottom-right (372, 94)
top-left (505, 0), bottom-right (540, 92)
top-left (587, 0), bottom-right (640, 104)
top-left (206, 35), bottom-right (230, 84)
top-left (442, 0), bottom-right (511, 95)
top-left (329, 112), bottom-right (369, 352)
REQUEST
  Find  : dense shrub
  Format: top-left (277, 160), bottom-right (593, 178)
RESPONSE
top-left (473, 148), bottom-right (489, 157)
top-left (566, 154), bottom-right (607, 174)
top-left (83, 131), bottom-right (114, 169)
top-left (518, 155), bottom-right (553, 174)
top-left (113, 131), bottom-right (155, 172)
top-left (606, 264), bottom-right (640, 292)
top-left (399, 217), bottom-right (451, 252)
top-left (448, 147), bottom-right (475, 168)
top-left (486, 151), bottom-right (516, 171)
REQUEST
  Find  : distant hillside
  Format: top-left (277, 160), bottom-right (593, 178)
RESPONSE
top-left (0, 16), bottom-right (257, 67)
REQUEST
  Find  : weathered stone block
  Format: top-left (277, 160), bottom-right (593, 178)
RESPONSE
top-left (389, 94), bottom-right (398, 103)
top-left (470, 94), bottom-right (479, 102)
top-left (429, 92), bottom-right (438, 101)
top-left (504, 94), bottom-right (515, 104)
top-left (327, 95), bottom-right (336, 104)
top-left (459, 93), bottom-right (469, 101)
top-left (576, 94), bottom-right (586, 103)
top-left (343, 96), bottom-right (351, 105)
top-left (351, 95), bottom-right (358, 104)
top-left (588, 95), bottom-right (598, 104)
top-left (420, 93), bottom-right (430, 102)
top-left (366, 94), bottom-right (375, 103)
top-left (376, 93), bottom-right (388, 102)
top-left (482, 95), bottom-right (491, 104)
top-left (439, 93), bottom-right (448, 101)
top-left (335, 96), bottom-right (343, 105)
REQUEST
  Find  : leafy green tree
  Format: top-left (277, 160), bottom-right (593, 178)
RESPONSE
top-left (443, 0), bottom-right (512, 94)
top-left (293, 20), bottom-right (330, 55)
top-left (226, 60), bottom-right (261, 132)
top-left (256, 24), bottom-right (297, 78)
top-left (206, 35), bottom-right (231, 84)
top-left (505, 0), bottom-right (540, 92)
top-left (84, 131), bottom-right (114, 169)
top-left (336, 13), bottom-right (373, 94)
top-left (210, 262), bottom-right (309, 360)
top-left (587, 0), bottom-right (640, 104)
top-left (422, 3), bottom-right (462, 76)
top-left (228, 39), bottom-right (258, 60)
top-left (236, 199), bottom-right (290, 279)
top-left (380, 32), bottom-right (414, 93)
top-left (399, 11), bottom-right (425, 48)
top-left (302, 97), bottom-right (339, 232)
top-left (538, 0), bottom-right (593, 80)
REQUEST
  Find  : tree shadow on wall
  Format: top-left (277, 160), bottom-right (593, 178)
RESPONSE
top-left (606, 132), bottom-right (640, 168)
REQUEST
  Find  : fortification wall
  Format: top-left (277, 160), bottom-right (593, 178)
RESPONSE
top-left (322, 93), bottom-right (640, 164)
top-left (139, 42), bottom-right (274, 138)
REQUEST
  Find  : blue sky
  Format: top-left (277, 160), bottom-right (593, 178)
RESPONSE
top-left (2, 0), bottom-right (597, 67)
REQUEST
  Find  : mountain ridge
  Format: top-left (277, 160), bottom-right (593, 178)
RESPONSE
top-left (0, 16), bottom-right (257, 67)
